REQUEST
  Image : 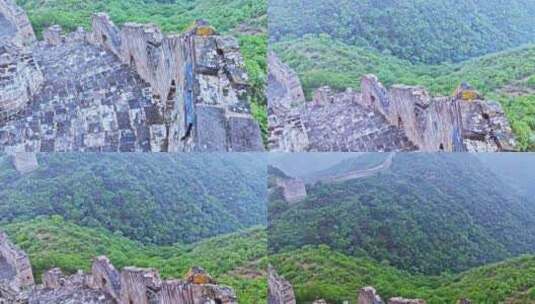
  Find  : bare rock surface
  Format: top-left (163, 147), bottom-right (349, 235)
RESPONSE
top-left (268, 54), bottom-right (517, 152)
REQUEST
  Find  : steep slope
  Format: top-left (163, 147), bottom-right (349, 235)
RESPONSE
top-left (269, 0), bottom-right (535, 64)
top-left (269, 153), bottom-right (535, 275)
top-left (1, 217), bottom-right (268, 303)
top-left (270, 245), bottom-right (535, 304)
top-left (0, 153), bottom-right (267, 245)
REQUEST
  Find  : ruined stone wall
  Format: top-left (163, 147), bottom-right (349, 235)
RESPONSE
top-left (0, 5), bottom-right (263, 152)
top-left (0, 0), bottom-right (35, 47)
top-left (267, 53), bottom-right (309, 151)
top-left (0, 232), bottom-right (34, 292)
top-left (360, 75), bottom-right (516, 152)
top-left (268, 266), bottom-right (296, 304)
top-left (268, 55), bottom-right (516, 152)
top-left (88, 15), bottom-right (263, 152)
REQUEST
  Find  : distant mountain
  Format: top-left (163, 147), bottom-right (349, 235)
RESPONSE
top-left (269, 153), bottom-right (363, 178)
top-left (300, 153), bottom-right (391, 183)
top-left (269, 153), bottom-right (535, 275)
top-left (270, 0), bottom-right (535, 64)
top-left (0, 153), bottom-right (266, 245)
top-left (270, 245), bottom-right (535, 304)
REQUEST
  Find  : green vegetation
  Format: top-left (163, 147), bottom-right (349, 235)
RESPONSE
top-left (16, 0), bottom-right (268, 143)
top-left (270, 0), bottom-right (535, 64)
top-left (0, 153), bottom-right (266, 245)
top-left (271, 245), bottom-right (535, 304)
top-left (501, 95), bottom-right (535, 151)
top-left (2, 217), bottom-right (267, 303)
top-left (269, 154), bottom-right (535, 275)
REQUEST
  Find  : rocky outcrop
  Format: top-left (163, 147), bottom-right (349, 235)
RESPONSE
top-left (268, 265), bottom-right (296, 304)
top-left (0, 2), bottom-right (263, 152)
top-left (268, 54), bottom-right (517, 152)
top-left (275, 178), bottom-right (307, 204)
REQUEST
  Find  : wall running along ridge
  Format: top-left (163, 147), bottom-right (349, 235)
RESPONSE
top-left (268, 53), bottom-right (517, 152)
top-left (0, 233), bottom-right (238, 304)
top-left (0, 0), bottom-right (263, 152)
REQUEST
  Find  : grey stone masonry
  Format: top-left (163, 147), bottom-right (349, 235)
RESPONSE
top-left (268, 53), bottom-right (517, 152)
top-left (0, 1), bottom-right (263, 151)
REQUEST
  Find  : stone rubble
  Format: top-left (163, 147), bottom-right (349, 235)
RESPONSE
top-left (0, 1), bottom-right (263, 152)
top-left (0, 233), bottom-right (238, 304)
top-left (268, 53), bottom-right (517, 152)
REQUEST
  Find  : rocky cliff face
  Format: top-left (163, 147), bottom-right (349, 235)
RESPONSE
top-left (0, 1), bottom-right (263, 152)
top-left (0, 233), bottom-right (238, 304)
top-left (268, 54), bottom-right (517, 152)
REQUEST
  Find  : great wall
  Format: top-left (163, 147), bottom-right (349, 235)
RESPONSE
top-left (0, 232), bottom-right (237, 304)
top-left (268, 266), bottom-right (472, 304)
top-left (0, 0), bottom-right (263, 152)
top-left (268, 52), bottom-right (517, 152)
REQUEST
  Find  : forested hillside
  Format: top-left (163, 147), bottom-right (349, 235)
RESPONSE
top-left (15, 0), bottom-right (268, 142)
top-left (270, 0), bottom-right (535, 64)
top-left (0, 153), bottom-right (266, 245)
top-left (1, 217), bottom-right (268, 303)
top-left (269, 153), bottom-right (535, 275)
top-left (270, 245), bottom-right (535, 304)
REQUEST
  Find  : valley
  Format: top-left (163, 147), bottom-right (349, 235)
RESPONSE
top-left (268, 153), bottom-right (535, 303)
